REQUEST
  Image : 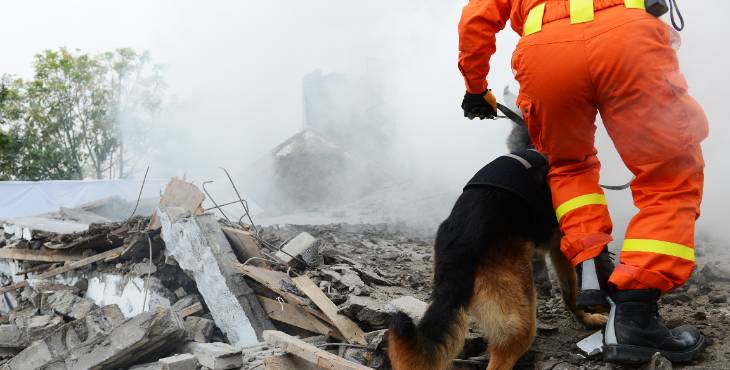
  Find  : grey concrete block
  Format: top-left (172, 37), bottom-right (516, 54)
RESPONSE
top-left (383, 296), bottom-right (428, 323)
top-left (184, 316), bottom-right (214, 343)
top-left (159, 353), bottom-right (198, 370)
top-left (274, 232), bottom-right (318, 265)
top-left (5, 306), bottom-right (183, 370)
top-left (45, 290), bottom-right (98, 320)
top-left (188, 342), bottom-right (242, 370)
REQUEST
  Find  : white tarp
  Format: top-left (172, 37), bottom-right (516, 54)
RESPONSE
top-left (0, 179), bottom-right (168, 219)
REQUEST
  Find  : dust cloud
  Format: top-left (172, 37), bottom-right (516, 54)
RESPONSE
top-left (1, 1), bottom-right (728, 244)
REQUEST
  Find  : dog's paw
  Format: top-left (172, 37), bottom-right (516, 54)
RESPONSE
top-left (576, 310), bottom-right (608, 329)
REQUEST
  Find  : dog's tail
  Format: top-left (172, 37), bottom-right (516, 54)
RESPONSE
top-left (388, 190), bottom-right (489, 370)
top-left (388, 303), bottom-right (470, 370)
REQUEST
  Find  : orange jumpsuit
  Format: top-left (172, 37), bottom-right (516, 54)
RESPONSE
top-left (459, 0), bottom-right (708, 293)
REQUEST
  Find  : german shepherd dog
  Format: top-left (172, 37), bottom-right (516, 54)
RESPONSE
top-left (388, 123), bottom-right (607, 370)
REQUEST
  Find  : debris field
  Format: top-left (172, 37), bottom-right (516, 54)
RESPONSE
top-left (0, 177), bottom-right (728, 370)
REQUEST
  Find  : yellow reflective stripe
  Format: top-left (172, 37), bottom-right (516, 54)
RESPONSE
top-left (555, 193), bottom-right (607, 221)
top-left (624, 0), bottom-right (646, 9)
top-left (524, 3), bottom-right (546, 36)
top-left (570, 0), bottom-right (594, 24)
top-left (622, 239), bottom-right (695, 261)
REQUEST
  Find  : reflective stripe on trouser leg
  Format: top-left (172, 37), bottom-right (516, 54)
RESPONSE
top-left (556, 193), bottom-right (607, 221)
top-left (546, 153), bottom-right (613, 268)
top-left (607, 149), bottom-right (705, 293)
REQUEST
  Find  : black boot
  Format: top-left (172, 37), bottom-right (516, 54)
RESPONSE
top-left (603, 289), bottom-right (705, 364)
top-left (575, 247), bottom-right (614, 312)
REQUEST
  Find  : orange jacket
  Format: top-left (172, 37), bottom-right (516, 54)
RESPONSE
top-left (458, 0), bottom-right (628, 93)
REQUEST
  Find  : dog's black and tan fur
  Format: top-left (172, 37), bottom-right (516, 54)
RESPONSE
top-left (388, 124), bottom-right (606, 370)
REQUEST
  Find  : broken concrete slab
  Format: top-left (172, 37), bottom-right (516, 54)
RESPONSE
top-left (159, 353), bottom-right (198, 370)
top-left (0, 325), bottom-right (22, 349)
top-left (321, 265), bottom-right (370, 296)
top-left (3, 304), bottom-right (126, 369)
top-left (64, 307), bottom-right (185, 369)
top-left (186, 342), bottom-right (242, 370)
top-left (160, 208), bottom-right (273, 346)
top-left (383, 296), bottom-right (428, 323)
top-left (2, 217), bottom-right (89, 240)
top-left (45, 290), bottom-right (98, 320)
top-left (184, 316), bottom-right (214, 343)
top-left (274, 232), bottom-right (320, 266)
top-left (339, 295), bottom-right (389, 330)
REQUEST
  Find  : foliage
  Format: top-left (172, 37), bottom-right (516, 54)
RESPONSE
top-left (0, 47), bottom-right (164, 180)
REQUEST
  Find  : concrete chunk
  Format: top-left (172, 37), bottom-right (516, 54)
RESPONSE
top-left (274, 232), bottom-right (319, 265)
top-left (66, 308), bottom-right (186, 369)
top-left (188, 342), bottom-right (243, 370)
top-left (383, 296), bottom-right (428, 323)
top-left (46, 290), bottom-right (99, 320)
top-left (0, 325), bottom-right (22, 349)
top-left (184, 316), bottom-right (214, 342)
top-left (159, 353), bottom-right (198, 370)
top-left (5, 306), bottom-right (183, 370)
top-left (4, 304), bottom-right (125, 369)
top-left (160, 209), bottom-right (273, 346)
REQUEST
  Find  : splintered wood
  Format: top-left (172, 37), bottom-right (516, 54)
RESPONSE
top-left (263, 330), bottom-right (371, 370)
top-left (0, 246), bottom-right (126, 294)
top-left (292, 275), bottom-right (367, 345)
top-left (149, 177), bottom-right (206, 230)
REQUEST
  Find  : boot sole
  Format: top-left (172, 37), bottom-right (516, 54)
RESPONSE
top-left (603, 334), bottom-right (706, 364)
top-left (576, 290), bottom-right (609, 313)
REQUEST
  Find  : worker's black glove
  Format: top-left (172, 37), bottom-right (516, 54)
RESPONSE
top-left (461, 89), bottom-right (498, 120)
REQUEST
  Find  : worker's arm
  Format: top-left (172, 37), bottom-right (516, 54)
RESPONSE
top-left (458, 0), bottom-right (512, 94)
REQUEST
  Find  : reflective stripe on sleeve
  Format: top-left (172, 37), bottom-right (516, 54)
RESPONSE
top-left (624, 0), bottom-right (646, 9)
top-left (555, 193), bottom-right (607, 221)
top-left (570, 0), bottom-right (595, 24)
top-left (524, 3), bottom-right (546, 36)
top-left (622, 239), bottom-right (695, 261)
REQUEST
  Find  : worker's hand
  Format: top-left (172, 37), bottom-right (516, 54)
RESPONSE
top-left (461, 89), bottom-right (498, 120)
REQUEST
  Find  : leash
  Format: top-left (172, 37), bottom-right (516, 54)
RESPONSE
top-left (495, 102), bottom-right (633, 191)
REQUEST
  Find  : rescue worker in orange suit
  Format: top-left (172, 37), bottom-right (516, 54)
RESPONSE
top-left (458, 0), bottom-right (708, 364)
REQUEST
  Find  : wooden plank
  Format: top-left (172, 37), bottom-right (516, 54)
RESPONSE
top-left (257, 295), bottom-right (336, 337)
top-left (233, 264), bottom-right (310, 306)
top-left (233, 265), bottom-right (345, 339)
top-left (263, 331), bottom-right (371, 370)
top-left (149, 177), bottom-right (205, 230)
top-left (291, 276), bottom-right (366, 345)
top-left (0, 246), bottom-right (125, 294)
top-left (264, 354), bottom-right (319, 370)
top-left (0, 248), bottom-right (83, 263)
top-left (221, 227), bottom-right (268, 266)
top-left (177, 302), bottom-right (203, 318)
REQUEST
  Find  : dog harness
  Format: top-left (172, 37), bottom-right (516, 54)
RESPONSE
top-left (464, 150), bottom-right (554, 221)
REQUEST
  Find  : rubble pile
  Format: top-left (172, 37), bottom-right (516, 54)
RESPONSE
top-left (1, 177), bottom-right (729, 370)
top-left (0, 178), bottom-right (437, 370)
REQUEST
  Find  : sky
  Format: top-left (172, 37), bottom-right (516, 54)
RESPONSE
top-left (1, 1), bottom-right (728, 239)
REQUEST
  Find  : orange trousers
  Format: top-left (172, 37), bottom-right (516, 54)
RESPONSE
top-left (512, 6), bottom-right (708, 293)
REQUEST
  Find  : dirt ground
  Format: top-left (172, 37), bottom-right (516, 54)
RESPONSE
top-left (264, 223), bottom-right (730, 370)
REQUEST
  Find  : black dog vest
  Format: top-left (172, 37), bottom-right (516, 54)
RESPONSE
top-left (464, 150), bottom-right (554, 221)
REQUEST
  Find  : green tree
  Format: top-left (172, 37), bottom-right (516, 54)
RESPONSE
top-left (0, 48), bottom-right (164, 180)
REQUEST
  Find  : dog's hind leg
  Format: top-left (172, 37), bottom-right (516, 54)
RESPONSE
top-left (470, 242), bottom-right (537, 370)
top-left (549, 244), bottom-right (607, 329)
